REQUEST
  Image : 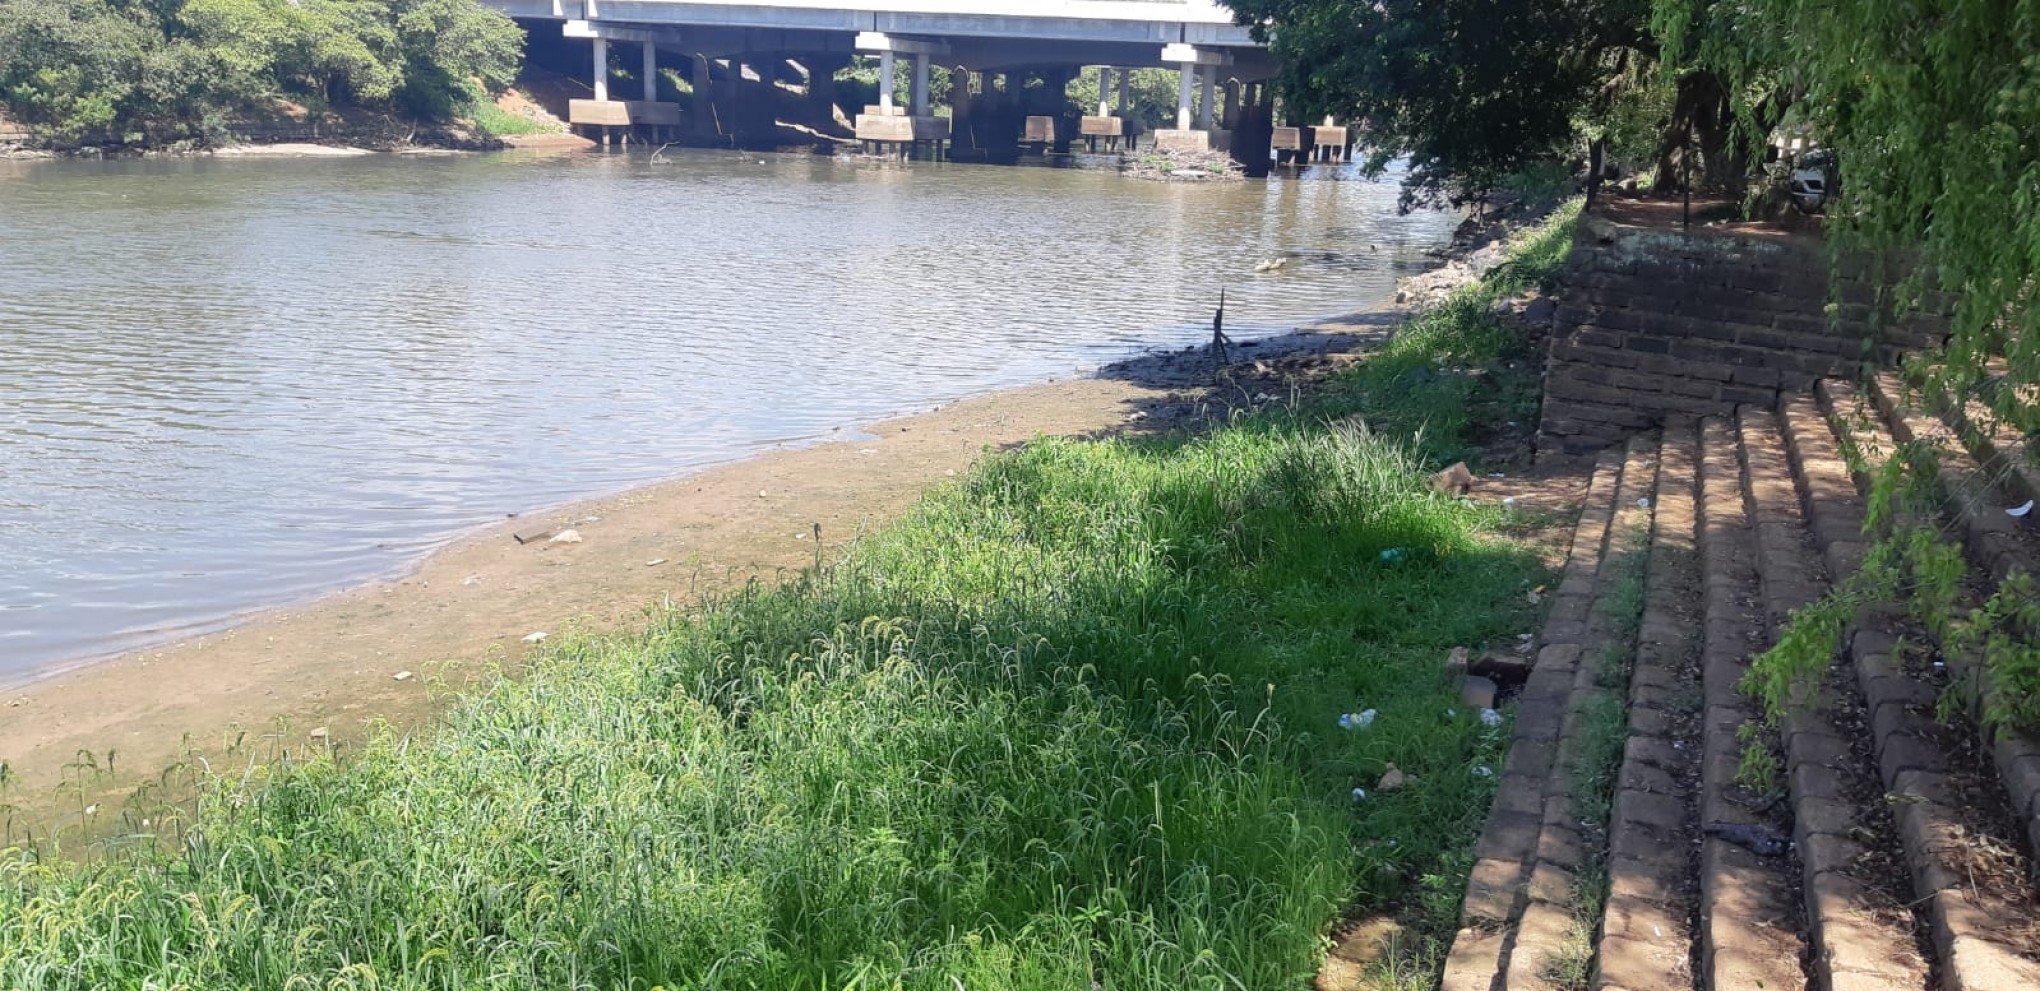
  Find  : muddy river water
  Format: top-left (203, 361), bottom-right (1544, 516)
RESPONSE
top-left (0, 149), bottom-right (1455, 680)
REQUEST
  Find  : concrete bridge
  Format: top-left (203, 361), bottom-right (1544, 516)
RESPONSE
top-left (489, 0), bottom-right (1303, 160)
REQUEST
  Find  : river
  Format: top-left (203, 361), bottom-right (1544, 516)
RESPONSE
top-left (0, 149), bottom-right (1456, 681)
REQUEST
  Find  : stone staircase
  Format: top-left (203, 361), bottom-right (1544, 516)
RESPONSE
top-left (1442, 377), bottom-right (2040, 990)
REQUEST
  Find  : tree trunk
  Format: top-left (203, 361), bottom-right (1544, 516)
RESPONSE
top-left (1652, 71), bottom-right (1738, 195)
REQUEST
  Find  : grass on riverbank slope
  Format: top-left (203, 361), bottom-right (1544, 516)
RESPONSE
top-left (0, 206), bottom-right (1580, 991)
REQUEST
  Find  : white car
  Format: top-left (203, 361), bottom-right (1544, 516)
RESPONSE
top-left (1789, 150), bottom-right (1836, 212)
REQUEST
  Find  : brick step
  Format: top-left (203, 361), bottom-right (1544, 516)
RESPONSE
top-left (1552, 306), bottom-right (1870, 367)
top-left (1737, 404), bottom-right (1937, 989)
top-left (1863, 372), bottom-right (2040, 582)
top-left (1694, 414), bottom-right (1809, 991)
top-left (1847, 374), bottom-right (2040, 862)
top-left (1444, 382), bottom-right (2040, 991)
top-left (1505, 437), bottom-right (1659, 991)
top-left (1566, 260), bottom-right (1893, 308)
top-left (1567, 251), bottom-right (1934, 309)
top-left (1923, 379), bottom-right (2040, 510)
top-left (1591, 421), bottom-right (1704, 991)
top-left (1806, 379), bottom-right (2040, 989)
top-left (1565, 272), bottom-right (1945, 344)
top-left (1442, 439), bottom-right (1655, 990)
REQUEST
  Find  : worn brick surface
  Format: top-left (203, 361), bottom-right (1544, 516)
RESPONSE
top-left (1474, 810), bottom-right (1544, 864)
top-left (1693, 414), bottom-right (1811, 991)
top-left (1438, 441), bottom-right (1639, 990)
top-left (1537, 211), bottom-right (1942, 457)
top-left (1500, 737), bottom-right (1559, 784)
top-left (1612, 787), bottom-right (1686, 834)
top-left (1463, 857), bottom-right (1526, 923)
top-left (1931, 890), bottom-right (2040, 990)
top-left (1804, 838), bottom-right (1932, 991)
top-left (1596, 933), bottom-right (1690, 991)
top-left (1504, 899), bottom-right (1579, 991)
top-left (1877, 731), bottom-right (1952, 780)
top-left (1437, 927), bottom-right (1507, 991)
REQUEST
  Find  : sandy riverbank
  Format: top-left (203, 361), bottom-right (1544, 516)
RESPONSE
top-left (0, 309), bottom-right (1424, 824)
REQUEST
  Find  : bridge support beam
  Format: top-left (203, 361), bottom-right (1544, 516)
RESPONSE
top-left (592, 38), bottom-right (609, 101)
top-left (1154, 43), bottom-right (1233, 155)
top-left (692, 54), bottom-right (715, 136)
top-left (641, 41), bottom-right (657, 102)
top-left (1196, 64), bottom-right (1215, 129)
top-left (910, 53), bottom-right (930, 116)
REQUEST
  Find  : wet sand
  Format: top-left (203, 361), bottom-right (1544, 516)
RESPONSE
top-left (0, 312), bottom-right (1410, 821)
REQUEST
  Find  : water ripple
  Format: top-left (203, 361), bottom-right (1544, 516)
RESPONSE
top-left (0, 150), bottom-right (1454, 676)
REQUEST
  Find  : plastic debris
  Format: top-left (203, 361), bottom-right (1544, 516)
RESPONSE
top-left (522, 631), bottom-right (549, 644)
top-left (1339, 709), bottom-right (1379, 730)
top-left (1351, 787), bottom-right (1368, 802)
top-left (549, 529), bottom-right (582, 544)
top-left (1471, 765), bottom-right (1493, 778)
top-left (2010, 500), bottom-right (2034, 518)
top-left (1478, 708), bottom-right (1503, 727)
top-left (1502, 496), bottom-right (1518, 510)
top-left (393, 671), bottom-right (413, 682)
top-left (1378, 548), bottom-right (1405, 563)
top-left (1703, 821), bottom-right (1789, 857)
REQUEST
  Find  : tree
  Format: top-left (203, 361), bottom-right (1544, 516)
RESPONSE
top-left (0, 0), bottom-right (153, 136)
top-left (1226, 0), bottom-right (1654, 205)
top-left (1656, 0), bottom-right (2040, 411)
top-left (0, 0), bottom-right (523, 141)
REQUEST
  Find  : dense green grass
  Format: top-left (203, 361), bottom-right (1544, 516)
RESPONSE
top-left (1312, 199), bottom-right (1580, 464)
top-left (0, 205), bottom-right (1581, 991)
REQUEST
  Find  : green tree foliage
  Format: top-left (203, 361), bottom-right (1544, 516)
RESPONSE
top-left (1658, 1), bottom-right (2040, 732)
top-left (1225, 0), bottom-right (1653, 204)
top-left (1066, 66), bottom-right (1182, 129)
top-left (1655, 0), bottom-right (2040, 410)
top-left (0, 0), bottom-right (522, 142)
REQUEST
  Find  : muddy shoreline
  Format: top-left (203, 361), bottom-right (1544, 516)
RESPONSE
top-left (0, 302), bottom-right (1451, 822)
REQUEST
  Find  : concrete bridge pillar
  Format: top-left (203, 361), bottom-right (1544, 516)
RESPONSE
top-left (1096, 67), bottom-right (1113, 117)
top-left (910, 53), bottom-right (931, 116)
top-left (641, 41), bottom-right (658, 102)
top-left (1154, 44), bottom-right (1234, 154)
top-left (806, 55), bottom-right (848, 132)
top-left (691, 54), bottom-right (715, 136)
top-left (950, 66), bottom-right (975, 149)
top-left (592, 38), bottom-right (610, 101)
top-left (877, 51), bottom-right (897, 110)
top-left (1043, 66), bottom-right (1074, 149)
top-left (1196, 65), bottom-right (1215, 129)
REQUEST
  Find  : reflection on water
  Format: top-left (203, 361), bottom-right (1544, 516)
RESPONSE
top-left (0, 150), bottom-right (1455, 678)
